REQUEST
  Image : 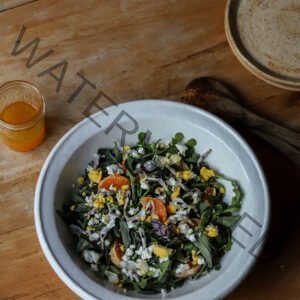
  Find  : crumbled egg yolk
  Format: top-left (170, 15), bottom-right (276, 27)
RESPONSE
top-left (77, 177), bottom-right (84, 186)
top-left (151, 214), bottom-right (159, 221)
top-left (106, 195), bottom-right (114, 203)
top-left (191, 250), bottom-right (199, 265)
top-left (70, 205), bottom-right (76, 211)
top-left (121, 185), bottom-right (130, 192)
top-left (159, 156), bottom-right (171, 167)
top-left (136, 259), bottom-right (149, 276)
top-left (204, 224), bottom-right (219, 237)
top-left (122, 145), bottom-right (131, 160)
top-left (139, 270), bottom-right (147, 276)
top-left (117, 190), bottom-right (126, 206)
top-left (164, 218), bottom-right (171, 225)
top-left (93, 194), bottom-right (106, 209)
top-left (155, 187), bottom-right (165, 194)
top-left (153, 244), bottom-right (170, 258)
top-left (166, 203), bottom-right (177, 214)
top-left (101, 214), bottom-right (110, 224)
top-left (86, 226), bottom-right (95, 231)
top-left (171, 186), bottom-right (181, 199)
top-left (170, 154), bottom-right (181, 165)
top-left (200, 167), bottom-right (215, 182)
top-left (88, 169), bottom-right (102, 183)
top-left (144, 216), bottom-right (151, 222)
top-left (220, 187), bottom-right (225, 194)
top-left (176, 170), bottom-right (193, 181)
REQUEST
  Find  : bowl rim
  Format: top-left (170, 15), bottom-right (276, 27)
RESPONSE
top-left (34, 99), bottom-right (270, 300)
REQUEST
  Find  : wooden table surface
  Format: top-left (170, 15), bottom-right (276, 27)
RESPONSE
top-left (0, 1), bottom-right (299, 299)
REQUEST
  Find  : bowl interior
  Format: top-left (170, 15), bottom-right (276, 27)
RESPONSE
top-left (35, 100), bottom-right (269, 300)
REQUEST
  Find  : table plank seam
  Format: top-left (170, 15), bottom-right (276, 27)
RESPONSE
top-left (0, 0), bottom-right (39, 14)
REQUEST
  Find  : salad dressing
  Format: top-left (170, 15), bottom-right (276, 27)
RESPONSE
top-left (1, 100), bottom-right (38, 124)
top-left (0, 100), bottom-right (45, 151)
top-left (0, 81), bottom-right (46, 152)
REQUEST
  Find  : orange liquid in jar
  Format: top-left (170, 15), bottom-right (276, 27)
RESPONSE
top-left (0, 100), bottom-right (45, 151)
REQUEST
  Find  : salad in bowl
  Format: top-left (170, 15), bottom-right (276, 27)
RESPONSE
top-left (62, 132), bottom-right (243, 294)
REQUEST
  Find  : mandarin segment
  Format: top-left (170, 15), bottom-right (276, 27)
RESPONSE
top-left (174, 263), bottom-right (201, 278)
top-left (109, 239), bottom-right (124, 269)
top-left (98, 174), bottom-right (130, 190)
top-left (140, 197), bottom-right (168, 223)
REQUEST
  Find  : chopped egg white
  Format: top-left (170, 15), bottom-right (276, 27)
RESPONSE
top-left (175, 263), bottom-right (190, 274)
top-left (175, 144), bottom-right (188, 156)
top-left (88, 232), bottom-right (100, 242)
top-left (136, 245), bottom-right (153, 260)
top-left (106, 164), bottom-right (124, 175)
top-left (83, 249), bottom-right (101, 264)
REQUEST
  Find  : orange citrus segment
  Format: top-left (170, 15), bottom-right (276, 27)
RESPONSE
top-left (140, 197), bottom-right (168, 223)
top-left (174, 263), bottom-right (201, 278)
top-left (98, 174), bottom-right (130, 190)
top-left (109, 239), bottom-right (124, 269)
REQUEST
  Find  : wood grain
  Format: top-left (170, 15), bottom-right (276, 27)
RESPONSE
top-left (0, 1), bottom-right (299, 299)
top-left (0, 1), bottom-right (37, 12)
top-left (181, 77), bottom-right (300, 166)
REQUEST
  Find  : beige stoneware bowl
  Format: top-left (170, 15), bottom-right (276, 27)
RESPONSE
top-left (225, 0), bottom-right (300, 91)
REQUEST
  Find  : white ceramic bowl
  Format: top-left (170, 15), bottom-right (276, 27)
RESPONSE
top-left (34, 100), bottom-right (269, 300)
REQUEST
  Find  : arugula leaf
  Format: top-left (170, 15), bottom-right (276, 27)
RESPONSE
top-left (216, 175), bottom-right (243, 212)
top-left (76, 236), bottom-right (91, 252)
top-left (95, 264), bottom-right (106, 279)
top-left (158, 258), bottom-right (172, 281)
top-left (113, 142), bottom-right (122, 162)
top-left (185, 138), bottom-right (197, 148)
top-left (195, 234), bottom-right (212, 268)
top-left (230, 181), bottom-right (243, 211)
top-left (224, 229), bottom-right (233, 252)
top-left (138, 132), bottom-right (147, 146)
top-left (71, 193), bottom-right (85, 204)
top-left (138, 278), bottom-right (148, 289)
top-left (199, 208), bottom-right (211, 231)
top-left (125, 156), bottom-right (134, 174)
top-left (73, 203), bottom-right (90, 213)
top-left (198, 201), bottom-right (208, 214)
top-left (120, 218), bottom-right (131, 248)
top-left (184, 153), bottom-right (200, 163)
top-left (172, 132), bottom-right (184, 145)
top-left (176, 250), bottom-right (187, 263)
top-left (216, 215), bottom-right (241, 227)
top-left (126, 169), bottom-right (139, 203)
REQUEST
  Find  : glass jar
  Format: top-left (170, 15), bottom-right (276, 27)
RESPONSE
top-left (0, 80), bottom-right (46, 152)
